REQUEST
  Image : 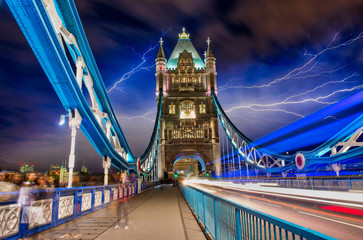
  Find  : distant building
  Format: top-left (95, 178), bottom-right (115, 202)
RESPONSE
top-left (19, 163), bottom-right (34, 173)
top-left (59, 166), bottom-right (68, 186)
top-left (81, 161), bottom-right (87, 173)
top-left (49, 164), bottom-right (62, 175)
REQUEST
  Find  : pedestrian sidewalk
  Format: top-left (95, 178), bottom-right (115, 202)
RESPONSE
top-left (35, 184), bottom-right (206, 240)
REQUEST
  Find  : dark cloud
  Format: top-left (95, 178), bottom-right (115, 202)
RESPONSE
top-left (0, 0), bottom-right (362, 172)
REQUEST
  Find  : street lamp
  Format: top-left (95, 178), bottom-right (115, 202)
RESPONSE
top-left (59, 109), bottom-right (82, 188)
top-left (59, 114), bottom-right (67, 125)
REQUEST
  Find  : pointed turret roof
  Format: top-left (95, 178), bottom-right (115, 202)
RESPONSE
top-left (206, 37), bottom-right (214, 58)
top-left (166, 28), bottom-right (206, 69)
top-left (157, 38), bottom-right (165, 59)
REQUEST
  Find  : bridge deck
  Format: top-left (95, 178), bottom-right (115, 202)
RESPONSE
top-left (34, 184), bottom-right (205, 240)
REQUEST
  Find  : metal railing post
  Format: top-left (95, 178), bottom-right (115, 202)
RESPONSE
top-left (203, 193), bottom-right (206, 225)
top-left (214, 198), bottom-right (218, 240)
top-left (235, 208), bottom-right (242, 240)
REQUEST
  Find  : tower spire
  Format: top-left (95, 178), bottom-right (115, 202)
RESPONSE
top-left (206, 37), bottom-right (214, 58)
top-left (157, 37), bottom-right (165, 59)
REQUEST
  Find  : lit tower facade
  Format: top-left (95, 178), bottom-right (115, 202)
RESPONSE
top-left (156, 28), bottom-right (220, 179)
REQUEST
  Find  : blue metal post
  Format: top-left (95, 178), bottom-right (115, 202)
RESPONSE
top-left (214, 198), bottom-right (218, 240)
top-left (235, 208), bottom-right (242, 240)
top-left (203, 193), bottom-right (206, 227)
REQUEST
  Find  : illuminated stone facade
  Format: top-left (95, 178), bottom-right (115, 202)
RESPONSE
top-left (156, 29), bottom-right (220, 179)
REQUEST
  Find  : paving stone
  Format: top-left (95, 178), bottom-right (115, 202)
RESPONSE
top-left (34, 185), bottom-right (206, 240)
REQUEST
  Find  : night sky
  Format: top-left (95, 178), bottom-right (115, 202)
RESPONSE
top-left (0, 0), bottom-right (362, 173)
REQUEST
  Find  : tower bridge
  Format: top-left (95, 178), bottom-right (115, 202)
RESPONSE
top-left (156, 29), bottom-right (221, 180)
top-left (2, 0), bottom-right (363, 239)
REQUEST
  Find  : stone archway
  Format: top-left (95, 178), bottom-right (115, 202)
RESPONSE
top-left (167, 152), bottom-right (208, 179)
top-left (173, 158), bottom-right (201, 177)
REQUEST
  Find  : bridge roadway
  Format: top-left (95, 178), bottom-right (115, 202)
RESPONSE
top-left (34, 185), bottom-right (206, 240)
top-left (188, 181), bottom-right (363, 240)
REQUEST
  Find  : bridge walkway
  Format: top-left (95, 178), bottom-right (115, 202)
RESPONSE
top-left (34, 184), bottom-right (205, 240)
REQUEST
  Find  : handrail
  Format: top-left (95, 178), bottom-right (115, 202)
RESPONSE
top-left (0, 182), bottom-right (158, 240)
top-left (180, 184), bottom-right (336, 240)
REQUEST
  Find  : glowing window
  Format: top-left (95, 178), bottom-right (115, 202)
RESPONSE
top-left (199, 103), bottom-right (206, 114)
top-left (180, 101), bottom-right (195, 119)
top-left (169, 103), bottom-right (176, 114)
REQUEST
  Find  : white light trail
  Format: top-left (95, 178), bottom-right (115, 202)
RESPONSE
top-left (184, 179), bottom-right (363, 208)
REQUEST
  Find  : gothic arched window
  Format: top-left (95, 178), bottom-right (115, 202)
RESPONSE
top-left (180, 100), bottom-right (195, 119)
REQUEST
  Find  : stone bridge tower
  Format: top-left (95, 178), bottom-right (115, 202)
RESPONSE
top-left (156, 28), bottom-right (220, 179)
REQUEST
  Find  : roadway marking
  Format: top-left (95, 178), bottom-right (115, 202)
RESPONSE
top-left (298, 211), bottom-right (363, 230)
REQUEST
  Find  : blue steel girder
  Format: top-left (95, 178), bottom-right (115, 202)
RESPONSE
top-left (6, 0), bottom-right (134, 171)
top-left (298, 114), bottom-right (363, 169)
top-left (52, 0), bottom-right (136, 159)
top-left (212, 88), bottom-right (363, 173)
top-left (140, 90), bottom-right (163, 174)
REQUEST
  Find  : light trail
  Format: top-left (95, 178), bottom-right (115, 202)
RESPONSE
top-left (184, 179), bottom-right (363, 224)
top-left (184, 179), bottom-right (363, 206)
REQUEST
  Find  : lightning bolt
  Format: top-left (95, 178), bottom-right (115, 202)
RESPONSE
top-left (117, 107), bottom-right (157, 122)
top-left (284, 73), bottom-right (359, 102)
top-left (225, 83), bottom-right (363, 117)
top-left (220, 31), bottom-right (363, 119)
top-left (107, 45), bottom-right (158, 93)
top-left (107, 27), bottom-right (172, 93)
top-left (219, 31), bottom-right (363, 92)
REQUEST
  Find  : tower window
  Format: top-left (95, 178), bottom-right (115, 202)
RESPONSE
top-left (180, 100), bottom-right (195, 119)
top-left (169, 103), bottom-right (176, 114)
top-left (199, 103), bottom-right (206, 114)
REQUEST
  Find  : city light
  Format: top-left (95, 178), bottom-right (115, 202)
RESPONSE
top-left (59, 114), bottom-right (66, 126)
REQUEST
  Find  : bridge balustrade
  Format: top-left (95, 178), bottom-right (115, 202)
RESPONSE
top-left (0, 182), bottom-right (155, 240)
top-left (180, 185), bottom-right (335, 240)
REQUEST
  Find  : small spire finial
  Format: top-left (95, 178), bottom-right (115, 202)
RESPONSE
top-left (204, 51), bottom-right (207, 58)
top-left (178, 27), bottom-right (190, 39)
top-left (159, 37), bottom-right (163, 45)
top-left (207, 37), bottom-right (211, 46)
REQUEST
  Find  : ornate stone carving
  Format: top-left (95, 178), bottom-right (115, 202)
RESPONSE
top-left (104, 190), bottom-right (110, 204)
top-left (81, 193), bottom-right (92, 212)
top-left (0, 204), bottom-right (21, 238)
top-left (29, 199), bottom-right (53, 229)
top-left (94, 191), bottom-right (102, 207)
top-left (113, 188), bottom-right (118, 200)
top-left (58, 196), bottom-right (74, 219)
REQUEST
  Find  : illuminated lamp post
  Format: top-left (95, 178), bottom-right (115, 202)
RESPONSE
top-left (60, 109), bottom-right (82, 188)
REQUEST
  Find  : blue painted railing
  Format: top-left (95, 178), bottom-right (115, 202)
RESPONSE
top-left (0, 181), bottom-right (156, 240)
top-left (180, 185), bottom-right (337, 240)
